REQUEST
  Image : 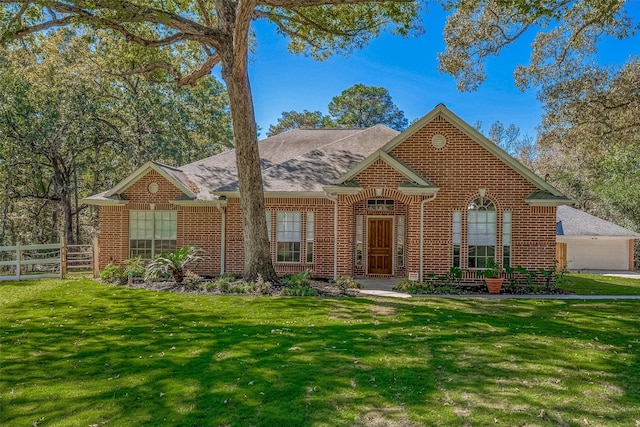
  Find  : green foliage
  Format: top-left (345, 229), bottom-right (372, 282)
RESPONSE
top-left (267, 110), bottom-right (335, 136)
top-left (480, 259), bottom-right (503, 279)
top-left (123, 257), bottom-right (145, 278)
top-left (144, 246), bottom-right (203, 284)
top-left (99, 263), bottom-right (125, 285)
top-left (393, 276), bottom-right (462, 295)
top-left (0, 30), bottom-right (232, 246)
top-left (328, 83), bottom-right (408, 131)
top-left (283, 269), bottom-right (312, 287)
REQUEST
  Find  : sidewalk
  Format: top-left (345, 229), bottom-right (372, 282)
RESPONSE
top-left (357, 276), bottom-right (640, 299)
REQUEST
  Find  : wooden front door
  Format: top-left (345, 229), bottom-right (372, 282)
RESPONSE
top-left (368, 218), bottom-right (393, 275)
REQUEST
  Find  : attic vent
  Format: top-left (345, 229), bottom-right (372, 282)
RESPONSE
top-left (148, 182), bottom-right (159, 194)
top-left (432, 134), bottom-right (447, 149)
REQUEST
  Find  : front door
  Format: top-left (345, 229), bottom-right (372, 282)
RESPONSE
top-left (368, 218), bottom-right (393, 275)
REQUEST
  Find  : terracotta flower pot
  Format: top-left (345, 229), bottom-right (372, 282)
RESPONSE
top-left (485, 278), bottom-right (504, 294)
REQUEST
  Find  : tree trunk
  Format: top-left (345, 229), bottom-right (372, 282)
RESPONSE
top-left (220, 40), bottom-right (277, 282)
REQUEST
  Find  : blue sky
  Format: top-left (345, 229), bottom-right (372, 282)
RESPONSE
top-left (246, 4), bottom-right (639, 139)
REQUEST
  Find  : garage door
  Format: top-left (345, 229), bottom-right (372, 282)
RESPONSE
top-left (565, 238), bottom-right (629, 270)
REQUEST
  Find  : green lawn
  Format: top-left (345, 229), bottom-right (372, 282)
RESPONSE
top-left (559, 273), bottom-right (640, 295)
top-left (1, 279), bottom-right (639, 426)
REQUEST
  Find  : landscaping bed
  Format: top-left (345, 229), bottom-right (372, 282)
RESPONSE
top-left (124, 276), bottom-right (361, 297)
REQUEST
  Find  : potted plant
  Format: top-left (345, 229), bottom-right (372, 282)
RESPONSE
top-left (481, 259), bottom-right (504, 294)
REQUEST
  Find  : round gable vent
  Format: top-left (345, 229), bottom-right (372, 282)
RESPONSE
top-left (148, 182), bottom-right (159, 194)
top-left (432, 134), bottom-right (447, 149)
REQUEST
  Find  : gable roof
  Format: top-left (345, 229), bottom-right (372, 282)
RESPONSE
top-left (557, 205), bottom-right (640, 238)
top-left (105, 161), bottom-right (196, 199)
top-left (83, 126), bottom-right (398, 203)
top-left (378, 103), bottom-right (570, 201)
top-left (83, 104), bottom-right (571, 205)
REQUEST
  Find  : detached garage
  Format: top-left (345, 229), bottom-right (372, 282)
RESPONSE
top-left (557, 205), bottom-right (639, 271)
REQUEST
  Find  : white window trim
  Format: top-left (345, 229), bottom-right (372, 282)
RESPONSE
top-left (276, 211), bottom-right (302, 263)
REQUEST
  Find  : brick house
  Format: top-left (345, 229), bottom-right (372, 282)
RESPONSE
top-left (84, 104), bottom-right (570, 281)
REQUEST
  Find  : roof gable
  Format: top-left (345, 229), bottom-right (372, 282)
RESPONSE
top-left (378, 104), bottom-right (568, 199)
top-left (105, 161), bottom-right (196, 199)
top-left (336, 150), bottom-right (436, 189)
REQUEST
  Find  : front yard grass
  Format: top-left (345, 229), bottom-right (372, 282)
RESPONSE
top-left (1, 279), bottom-right (639, 426)
top-left (559, 273), bottom-right (640, 295)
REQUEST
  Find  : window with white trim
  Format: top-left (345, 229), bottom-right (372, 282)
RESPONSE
top-left (452, 211), bottom-right (462, 268)
top-left (502, 211), bottom-right (512, 268)
top-left (266, 211), bottom-right (272, 241)
top-left (129, 210), bottom-right (177, 259)
top-left (355, 215), bottom-right (364, 266)
top-left (467, 198), bottom-right (496, 269)
top-left (276, 212), bottom-right (301, 262)
top-left (306, 212), bottom-right (314, 263)
top-left (397, 216), bottom-right (405, 268)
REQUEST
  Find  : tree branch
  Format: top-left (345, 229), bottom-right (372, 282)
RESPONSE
top-left (196, 0), bottom-right (214, 27)
top-left (178, 53), bottom-right (221, 86)
top-left (259, 0), bottom-right (414, 6)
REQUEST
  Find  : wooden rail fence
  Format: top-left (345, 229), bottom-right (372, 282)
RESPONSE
top-left (0, 239), bottom-right (98, 281)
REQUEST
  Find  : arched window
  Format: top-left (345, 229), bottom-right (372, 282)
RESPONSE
top-left (467, 197), bottom-right (496, 268)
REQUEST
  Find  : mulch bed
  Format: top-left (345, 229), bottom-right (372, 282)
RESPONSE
top-left (121, 278), bottom-right (360, 297)
top-left (117, 278), bottom-right (570, 297)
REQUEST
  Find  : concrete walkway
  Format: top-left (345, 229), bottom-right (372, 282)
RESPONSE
top-left (356, 273), bottom-right (640, 299)
top-left (573, 270), bottom-right (640, 279)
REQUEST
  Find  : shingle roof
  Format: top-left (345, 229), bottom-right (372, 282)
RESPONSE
top-left (87, 125), bottom-right (400, 202)
top-left (215, 125), bottom-right (400, 193)
top-left (556, 205), bottom-right (640, 237)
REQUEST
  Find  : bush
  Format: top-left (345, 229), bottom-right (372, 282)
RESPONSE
top-left (394, 277), bottom-right (462, 295)
top-left (182, 270), bottom-right (202, 289)
top-left (99, 263), bottom-right (124, 284)
top-left (144, 246), bottom-right (203, 283)
top-left (334, 276), bottom-right (361, 294)
top-left (123, 257), bottom-right (145, 278)
top-left (284, 269), bottom-right (311, 287)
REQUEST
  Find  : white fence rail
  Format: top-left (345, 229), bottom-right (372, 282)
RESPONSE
top-left (0, 243), bottom-right (63, 281)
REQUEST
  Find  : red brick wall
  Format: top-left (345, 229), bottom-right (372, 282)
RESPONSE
top-left (98, 170), bottom-right (222, 275)
top-left (98, 114), bottom-right (558, 280)
top-left (223, 197), bottom-right (335, 278)
top-left (387, 115), bottom-right (557, 275)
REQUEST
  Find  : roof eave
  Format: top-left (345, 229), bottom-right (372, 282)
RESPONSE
top-left (80, 198), bottom-right (129, 206)
top-left (527, 198), bottom-right (575, 207)
top-left (211, 190), bottom-right (328, 198)
top-left (169, 199), bottom-right (228, 207)
top-left (322, 185), bottom-right (363, 195)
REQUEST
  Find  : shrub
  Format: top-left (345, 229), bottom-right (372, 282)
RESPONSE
top-left (394, 278), bottom-right (432, 294)
top-left (335, 276), bottom-right (362, 292)
top-left (123, 257), bottom-right (145, 278)
top-left (144, 246), bottom-right (203, 283)
top-left (99, 263), bottom-right (124, 284)
top-left (183, 270), bottom-right (203, 289)
top-left (284, 269), bottom-right (311, 287)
